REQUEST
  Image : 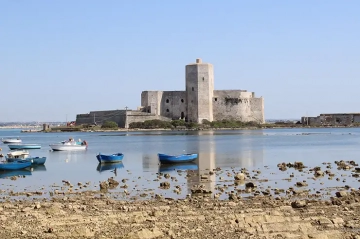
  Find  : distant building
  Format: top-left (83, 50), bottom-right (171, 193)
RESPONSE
top-left (76, 58), bottom-right (265, 128)
top-left (301, 113), bottom-right (360, 126)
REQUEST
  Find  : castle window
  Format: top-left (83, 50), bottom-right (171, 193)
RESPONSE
top-left (166, 109), bottom-right (169, 112)
top-left (214, 98), bottom-right (217, 101)
top-left (192, 87), bottom-right (194, 91)
top-left (181, 99), bottom-right (184, 103)
top-left (166, 99), bottom-right (169, 103)
top-left (202, 77), bottom-right (205, 81)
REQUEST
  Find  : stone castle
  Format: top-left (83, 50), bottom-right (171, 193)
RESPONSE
top-left (76, 58), bottom-right (264, 128)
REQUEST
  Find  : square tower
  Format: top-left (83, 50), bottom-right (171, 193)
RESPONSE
top-left (185, 58), bottom-right (214, 123)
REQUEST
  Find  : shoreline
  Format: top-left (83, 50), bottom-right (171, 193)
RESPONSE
top-left (16, 125), bottom-right (360, 133)
top-left (0, 160), bottom-right (359, 238)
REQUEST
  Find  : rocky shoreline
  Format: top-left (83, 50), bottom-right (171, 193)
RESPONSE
top-left (0, 160), bottom-right (360, 238)
top-left (1, 191), bottom-right (360, 238)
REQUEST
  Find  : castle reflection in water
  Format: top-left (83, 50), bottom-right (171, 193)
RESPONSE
top-left (142, 130), bottom-right (264, 194)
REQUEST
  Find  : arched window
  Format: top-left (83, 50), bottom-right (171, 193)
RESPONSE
top-left (166, 109), bottom-right (169, 112)
top-left (181, 99), bottom-right (184, 103)
top-left (166, 99), bottom-right (169, 103)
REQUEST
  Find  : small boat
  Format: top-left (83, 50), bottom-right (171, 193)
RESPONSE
top-left (8, 156), bottom-right (46, 165)
top-left (159, 162), bottom-right (198, 172)
top-left (6, 150), bottom-right (46, 165)
top-left (2, 138), bottom-right (22, 144)
top-left (0, 160), bottom-right (31, 170)
top-left (96, 162), bottom-right (124, 172)
top-left (8, 144), bottom-right (41, 150)
top-left (50, 138), bottom-right (88, 151)
top-left (96, 153), bottom-right (124, 163)
top-left (0, 169), bottom-right (32, 178)
top-left (158, 153), bottom-right (198, 164)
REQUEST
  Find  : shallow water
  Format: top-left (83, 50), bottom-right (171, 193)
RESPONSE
top-left (0, 128), bottom-right (359, 200)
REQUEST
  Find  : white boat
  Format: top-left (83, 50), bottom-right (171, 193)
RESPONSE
top-left (2, 138), bottom-right (22, 144)
top-left (6, 150), bottom-right (30, 159)
top-left (49, 138), bottom-right (88, 151)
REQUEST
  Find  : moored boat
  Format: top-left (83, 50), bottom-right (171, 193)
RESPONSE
top-left (96, 153), bottom-right (124, 163)
top-left (2, 138), bottom-right (22, 144)
top-left (7, 156), bottom-right (46, 165)
top-left (8, 144), bottom-right (41, 150)
top-left (0, 160), bottom-right (31, 170)
top-left (49, 138), bottom-right (88, 151)
top-left (158, 153), bottom-right (198, 164)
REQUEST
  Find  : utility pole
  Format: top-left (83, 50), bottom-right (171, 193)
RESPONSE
top-left (125, 106), bottom-right (128, 129)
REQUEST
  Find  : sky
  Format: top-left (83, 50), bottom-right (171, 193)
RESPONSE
top-left (1, 1), bottom-right (360, 122)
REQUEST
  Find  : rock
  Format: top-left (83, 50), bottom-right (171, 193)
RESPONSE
top-left (125, 227), bottom-right (163, 239)
top-left (234, 173), bottom-right (245, 180)
top-left (291, 200), bottom-right (307, 208)
top-left (245, 182), bottom-right (256, 188)
top-left (160, 182), bottom-right (170, 189)
top-left (335, 191), bottom-right (348, 197)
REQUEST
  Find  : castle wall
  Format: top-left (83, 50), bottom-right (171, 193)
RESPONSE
top-left (141, 91), bottom-right (163, 115)
top-left (76, 110), bottom-right (126, 127)
top-left (160, 91), bottom-right (186, 120)
top-left (212, 90), bottom-right (264, 123)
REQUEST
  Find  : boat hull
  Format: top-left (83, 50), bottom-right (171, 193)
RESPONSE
top-left (0, 160), bottom-right (32, 170)
top-left (96, 153), bottom-right (124, 163)
top-left (50, 144), bottom-right (87, 151)
top-left (158, 153), bottom-right (198, 164)
top-left (7, 156), bottom-right (46, 165)
top-left (2, 139), bottom-right (22, 144)
top-left (8, 144), bottom-right (41, 150)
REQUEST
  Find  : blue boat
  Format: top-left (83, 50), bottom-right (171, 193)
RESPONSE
top-left (7, 157), bottom-right (46, 165)
top-left (0, 169), bottom-right (32, 178)
top-left (8, 144), bottom-right (41, 150)
top-left (96, 162), bottom-right (124, 172)
top-left (96, 153), bottom-right (124, 163)
top-left (0, 160), bottom-right (31, 170)
top-left (158, 153), bottom-right (198, 164)
top-left (159, 162), bottom-right (198, 172)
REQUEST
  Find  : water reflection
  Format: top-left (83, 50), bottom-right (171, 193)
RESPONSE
top-left (96, 162), bottom-right (124, 174)
top-left (159, 163), bottom-right (198, 172)
top-left (30, 165), bottom-right (47, 172)
top-left (0, 169), bottom-right (32, 178)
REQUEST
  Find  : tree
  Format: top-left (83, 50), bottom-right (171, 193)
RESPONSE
top-left (101, 121), bottom-right (118, 129)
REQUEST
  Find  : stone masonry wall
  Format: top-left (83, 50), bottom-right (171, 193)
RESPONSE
top-left (212, 90), bottom-right (264, 123)
top-left (76, 110), bottom-right (126, 127)
top-left (160, 91), bottom-right (186, 120)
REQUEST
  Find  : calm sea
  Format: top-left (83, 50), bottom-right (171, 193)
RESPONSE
top-left (0, 128), bottom-right (359, 200)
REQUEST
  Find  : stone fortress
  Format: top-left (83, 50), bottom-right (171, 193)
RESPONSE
top-left (76, 58), bottom-right (265, 128)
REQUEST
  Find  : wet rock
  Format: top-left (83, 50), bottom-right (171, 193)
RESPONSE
top-left (164, 173), bottom-right (170, 179)
top-left (245, 182), bottom-right (256, 188)
top-left (108, 177), bottom-right (119, 187)
top-left (291, 200), bottom-right (307, 208)
top-left (296, 181), bottom-right (308, 187)
top-left (99, 181), bottom-right (109, 190)
top-left (160, 182), bottom-right (170, 189)
top-left (336, 191), bottom-right (348, 197)
top-left (234, 173), bottom-right (245, 180)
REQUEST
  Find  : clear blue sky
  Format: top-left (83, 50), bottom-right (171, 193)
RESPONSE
top-left (1, 1), bottom-right (359, 122)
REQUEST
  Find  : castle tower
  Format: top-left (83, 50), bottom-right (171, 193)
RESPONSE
top-left (185, 58), bottom-right (214, 123)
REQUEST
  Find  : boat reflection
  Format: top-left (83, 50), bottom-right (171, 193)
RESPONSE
top-left (96, 162), bottom-right (124, 173)
top-left (30, 165), bottom-right (47, 172)
top-left (0, 169), bottom-right (32, 178)
top-left (159, 163), bottom-right (198, 173)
